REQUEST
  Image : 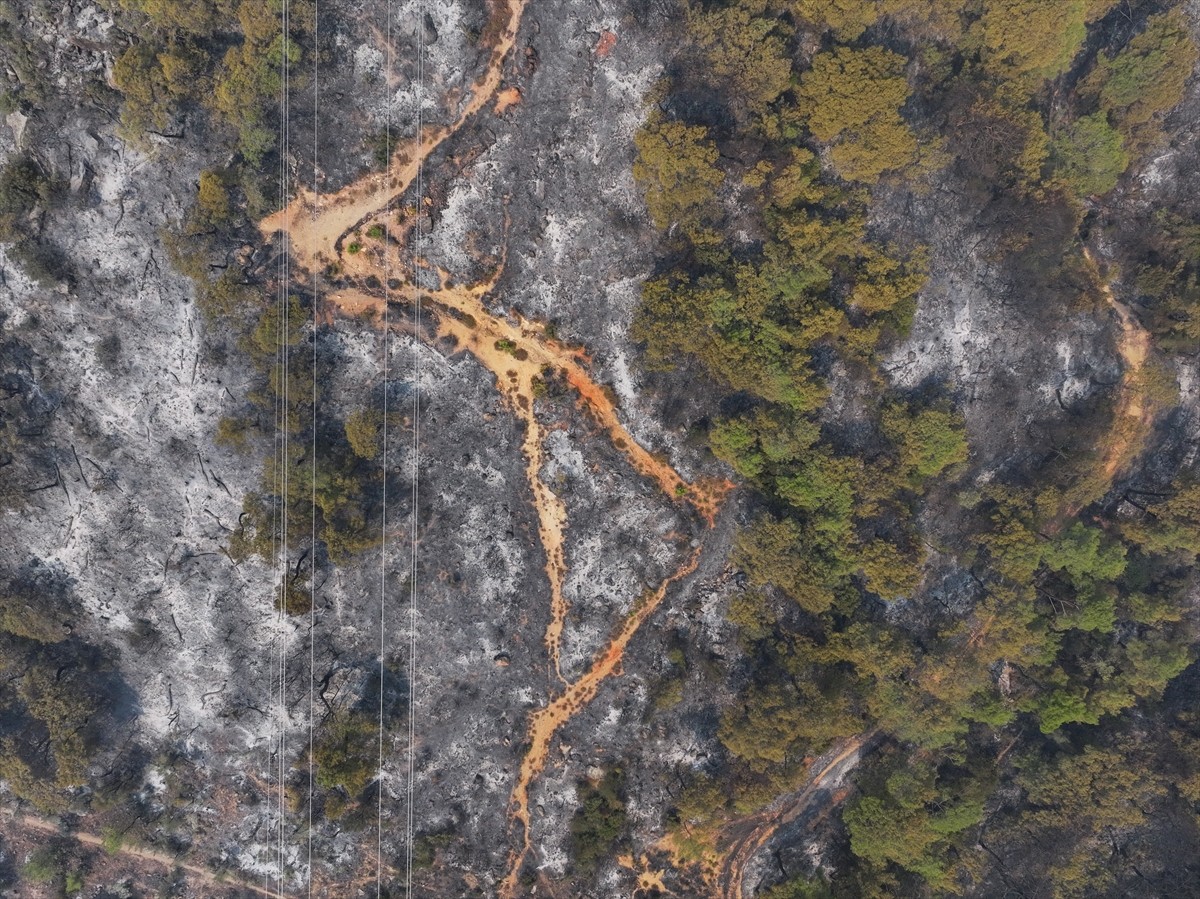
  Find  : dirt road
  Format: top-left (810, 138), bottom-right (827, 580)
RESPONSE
top-left (16, 814), bottom-right (279, 898)
top-left (1083, 247), bottom-right (1156, 484)
top-left (716, 732), bottom-right (878, 899)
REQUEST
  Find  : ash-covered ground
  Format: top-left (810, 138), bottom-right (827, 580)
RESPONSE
top-left (5, 1), bottom-right (1197, 897)
top-left (0, 0), bottom-right (737, 896)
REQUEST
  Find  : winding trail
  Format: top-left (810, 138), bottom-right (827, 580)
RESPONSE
top-left (16, 814), bottom-right (279, 898)
top-left (258, 0), bottom-right (732, 889)
top-left (1053, 247), bottom-right (1160, 520)
top-left (498, 547), bottom-right (705, 899)
top-left (1083, 247), bottom-right (1155, 485)
top-left (263, 0), bottom-right (724, 674)
top-left (260, 0), bottom-right (531, 271)
top-left (332, 276), bottom-right (726, 893)
top-left (714, 732), bottom-right (877, 899)
top-left (328, 277), bottom-right (727, 681)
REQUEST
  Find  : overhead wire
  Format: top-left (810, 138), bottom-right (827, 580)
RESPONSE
top-left (405, 0), bottom-right (424, 892)
top-left (377, 0), bottom-right (394, 895)
top-left (268, 0), bottom-right (288, 890)
top-left (308, 0), bottom-right (320, 893)
top-left (277, 0), bottom-right (292, 891)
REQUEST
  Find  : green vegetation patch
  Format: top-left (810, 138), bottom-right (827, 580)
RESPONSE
top-left (639, 1), bottom-right (1200, 894)
top-left (569, 768), bottom-right (628, 875)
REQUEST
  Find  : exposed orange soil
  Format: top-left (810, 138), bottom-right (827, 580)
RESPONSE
top-left (333, 282), bottom-right (574, 680)
top-left (328, 275), bottom-right (726, 678)
top-left (595, 30), bottom-right (618, 59)
top-left (1083, 247), bottom-right (1155, 483)
top-left (1049, 247), bottom-right (1162, 522)
top-left (332, 250), bottom-right (730, 521)
top-left (320, 162), bottom-right (727, 899)
top-left (618, 854), bottom-right (676, 896)
top-left (495, 86), bottom-right (522, 114)
top-left (260, 0), bottom-right (733, 886)
top-left (498, 547), bottom-right (704, 899)
top-left (715, 733), bottom-right (874, 899)
top-left (258, 0), bottom-right (530, 271)
top-left (330, 227), bottom-right (729, 899)
top-left (638, 867), bottom-right (674, 895)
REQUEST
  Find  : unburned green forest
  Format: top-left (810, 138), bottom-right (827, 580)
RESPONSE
top-left (634, 0), bottom-right (1200, 895)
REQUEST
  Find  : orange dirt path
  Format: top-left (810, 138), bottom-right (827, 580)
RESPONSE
top-left (259, 0), bottom-right (733, 884)
top-left (332, 257), bottom-right (730, 523)
top-left (498, 546), bottom-right (705, 899)
top-left (329, 276), bottom-right (726, 677)
top-left (1084, 247), bottom-right (1155, 483)
top-left (258, 0), bottom-right (530, 271)
top-left (333, 278), bottom-right (725, 896)
top-left (264, 0), bottom-right (724, 679)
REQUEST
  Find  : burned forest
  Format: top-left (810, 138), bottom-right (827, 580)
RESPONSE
top-left (2, 0), bottom-right (1200, 897)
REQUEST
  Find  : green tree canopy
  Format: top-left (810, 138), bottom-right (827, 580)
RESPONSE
top-left (796, 47), bottom-right (918, 183)
top-left (570, 769), bottom-right (628, 874)
top-left (1047, 522), bottom-right (1127, 586)
top-left (882, 404), bottom-right (969, 485)
top-left (633, 115), bottom-right (725, 239)
top-left (1051, 112), bottom-right (1129, 197)
top-left (1121, 482), bottom-right (1200, 558)
top-left (688, 0), bottom-right (793, 120)
top-left (787, 0), bottom-right (877, 41)
top-left (344, 408), bottom-right (383, 460)
top-left (1085, 10), bottom-right (1198, 144)
top-left (979, 0), bottom-right (1087, 81)
top-left (734, 515), bottom-right (841, 614)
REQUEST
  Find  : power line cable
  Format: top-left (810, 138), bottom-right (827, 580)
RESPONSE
top-left (268, 0), bottom-right (289, 889)
top-left (308, 0), bottom-right (320, 893)
top-left (278, 0), bottom-right (293, 892)
top-left (376, 2), bottom-right (394, 894)
top-left (405, 1), bottom-right (424, 892)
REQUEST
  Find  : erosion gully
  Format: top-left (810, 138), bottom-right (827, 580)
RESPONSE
top-left (259, 1), bottom-right (733, 892)
top-left (1083, 246), bottom-right (1156, 484)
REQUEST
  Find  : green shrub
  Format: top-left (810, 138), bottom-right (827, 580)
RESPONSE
top-left (23, 846), bottom-right (62, 883)
top-left (411, 830), bottom-right (454, 870)
top-left (368, 129), bottom-right (393, 169)
top-left (314, 711), bottom-right (379, 801)
top-left (197, 170), bottom-right (231, 225)
top-left (0, 154), bottom-right (51, 239)
top-left (276, 576), bottom-right (313, 616)
top-left (344, 408), bottom-right (383, 459)
top-left (215, 415), bottom-right (252, 452)
top-left (1051, 113), bottom-right (1129, 197)
top-left (632, 115), bottom-right (724, 239)
top-left (979, 0), bottom-right (1087, 81)
top-left (652, 675), bottom-right (685, 710)
top-left (569, 769), bottom-right (627, 875)
top-left (101, 826), bottom-right (124, 855)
